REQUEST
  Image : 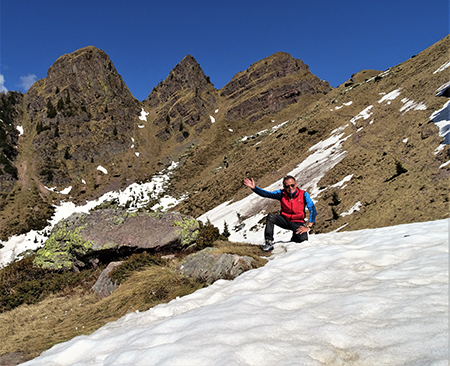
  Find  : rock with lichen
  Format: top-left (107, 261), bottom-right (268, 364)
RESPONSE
top-left (33, 209), bottom-right (199, 271)
top-left (178, 247), bottom-right (254, 285)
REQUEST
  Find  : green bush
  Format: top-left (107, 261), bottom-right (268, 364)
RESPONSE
top-left (0, 256), bottom-right (95, 313)
top-left (46, 100), bottom-right (57, 118)
top-left (196, 220), bottom-right (227, 248)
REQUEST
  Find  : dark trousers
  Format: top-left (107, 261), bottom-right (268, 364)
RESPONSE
top-left (265, 213), bottom-right (308, 243)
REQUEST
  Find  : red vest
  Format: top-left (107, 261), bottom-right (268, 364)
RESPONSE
top-left (280, 189), bottom-right (306, 222)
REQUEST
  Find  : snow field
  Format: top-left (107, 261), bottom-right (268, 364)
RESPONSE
top-left (22, 219), bottom-right (448, 366)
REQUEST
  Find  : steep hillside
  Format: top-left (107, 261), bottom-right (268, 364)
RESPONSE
top-left (0, 92), bottom-right (22, 194)
top-left (169, 52), bottom-right (332, 194)
top-left (173, 35), bottom-right (449, 233)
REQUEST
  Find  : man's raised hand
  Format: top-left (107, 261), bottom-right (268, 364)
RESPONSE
top-left (244, 178), bottom-right (255, 189)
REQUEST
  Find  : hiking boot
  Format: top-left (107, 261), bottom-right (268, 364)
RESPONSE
top-left (262, 240), bottom-right (274, 252)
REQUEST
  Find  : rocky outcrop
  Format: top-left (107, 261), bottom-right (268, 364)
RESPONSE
top-left (178, 247), bottom-right (254, 284)
top-left (0, 351), bottom-right (26, 366)
top-left (91, 261), bottom-right (123, 298)
top-left (220, 52), bottom-right (332, 122)
top-left (144, 55), bottom-right (217, 141)
top-left (0, 92), bottom-right (22, 194)
top-left (24, 46), bottom-right (141, 187)
top-left (33, 209), bottom-right (199, 271)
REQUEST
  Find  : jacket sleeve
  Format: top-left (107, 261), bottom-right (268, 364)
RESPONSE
top-left (304, 192), bottom-right (317, 223)
top-left (252, 186), bottom-right (282, 200)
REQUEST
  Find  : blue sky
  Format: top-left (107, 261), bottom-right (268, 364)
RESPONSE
top-left (0, 0), bottom-right (448, 101)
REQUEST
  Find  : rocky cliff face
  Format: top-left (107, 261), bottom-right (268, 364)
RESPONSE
top-left (0, 92), bottom-right (22, 194)
top-left (144, 55), bottom-right (218, 142)
top-left (24, 46), bottom-right (141, 188)
top-left (220, 52), bottom-right (332, 122)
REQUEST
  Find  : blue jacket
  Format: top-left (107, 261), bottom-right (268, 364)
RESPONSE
top-left (252, 186), bottom-right (317, 223)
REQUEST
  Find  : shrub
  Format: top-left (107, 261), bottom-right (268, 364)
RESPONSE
top-left (46, 100), bottom-right (57, 118)
top-left (395, 161), bottom-right (408, 175)
top-left (196, 220), bottom-right (222, 248)
top-left (36, 121), bottom-right (50, 134)
top-left (331, 191), bottom-right (341, 206)
top-left (331, 207), bottom-right (340, 220)
top-left (0, 256), bottom-right (96, 313)
top-left (57, 98), bottom-right (64, 111)
top-left (222, 221), bottom-right (231, 238)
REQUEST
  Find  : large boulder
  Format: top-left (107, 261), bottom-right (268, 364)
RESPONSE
top-left (33, 209), bottom-right (199, 271)
top-left (178, 247), bottom-right (254, 285)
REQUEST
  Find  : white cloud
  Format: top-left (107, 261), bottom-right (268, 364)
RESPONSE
top-left (19, 73), bottom-right (37, 91)
top-left (0, 74), bottom-right (7, 93)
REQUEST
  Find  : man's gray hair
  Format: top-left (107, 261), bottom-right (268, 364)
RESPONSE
top-left (283, 175), bottom-right (296, 185)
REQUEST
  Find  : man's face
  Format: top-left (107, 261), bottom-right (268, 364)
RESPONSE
top-left (283, 178), bottom-right (297, 194)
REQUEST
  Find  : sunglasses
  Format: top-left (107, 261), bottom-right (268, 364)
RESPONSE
top-left (284, 184), bottom-right (296, 188)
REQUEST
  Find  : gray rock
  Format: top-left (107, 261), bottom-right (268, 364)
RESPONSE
top-left (33, 209), bottom-right (199, 270)
top-left (0, 352), bottom-right (26, 366)
top-left (92, 261), bottom-right (123, 298)
top-left (178, 247), bottom-right (254, 284)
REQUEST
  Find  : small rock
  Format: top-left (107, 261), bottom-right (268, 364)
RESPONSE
top-left (178, 247), bottom-right (254, 284)
top-left (92, 261), bottom-right (123, 298)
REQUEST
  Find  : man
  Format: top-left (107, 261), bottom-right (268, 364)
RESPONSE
top-left (244, 175), bottom-right (317, 251)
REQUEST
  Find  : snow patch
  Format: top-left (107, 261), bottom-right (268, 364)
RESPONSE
top-left (439, 160), bottom-right (450, 168)
top-left (210, 115), bottom-right (215, 123)
top-left (16, 125), bottom-right (24, 136)
top-left (241, 121), bottom-right (288, 142)
top-left (59, 186), bottom-right (72, 195)
top-left (430, 100), bottom-right (450, 149)
top-left (139, 108), bottom-right (149, 121)
top-left (378, 88), bottom-right (401, 104)
top-left (332, 101), bottom-right (353, 111)
top-left (0, 162), bottom-right (184, 268)
top-left (22, 219), bottom-right (449, 366)
top-left (341, 201), bottom-right (362, 216)
top-left (97, 165), bottom-right (108, 174)
top-left (399, 98), bottom-right (426, 114)
top-left (433, 61), bottom-right (450, 74)
top-left (436, 81), bottom-right (450, 97)
top-left (330, 174), bottom-right (353, 189)
top-left (350, 106), bottom-right (373, 125)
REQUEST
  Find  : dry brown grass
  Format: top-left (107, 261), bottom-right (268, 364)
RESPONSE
top-left (0, 241), bottom-right (269, 362)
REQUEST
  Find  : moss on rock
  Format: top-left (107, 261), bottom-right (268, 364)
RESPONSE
top-left (33, 218), bottom-right (94, 271)
top-left (173, 217), bottom-right (199, 246)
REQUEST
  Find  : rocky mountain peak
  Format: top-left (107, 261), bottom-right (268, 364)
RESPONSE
top-left (219, 52), bottom-right (332, 122)
top-left (220, 52), bottom-right (310, 99)
top-left (41, 46), bottom-right (134, 105)
top-left (11, 45), bottom-right (142, 231)
top-left (146, 54), bottom-right (214, 107)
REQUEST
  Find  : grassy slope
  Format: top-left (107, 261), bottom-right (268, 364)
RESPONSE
top-left (172, 35), bottom-right (450, 232)
top-left (0, 242), bottom-right (269, 361)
